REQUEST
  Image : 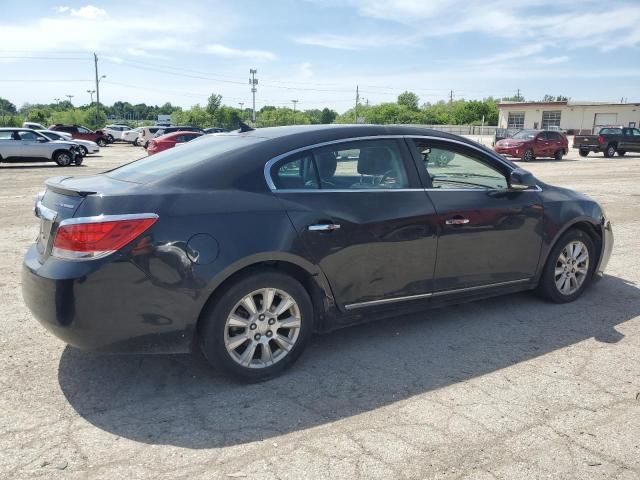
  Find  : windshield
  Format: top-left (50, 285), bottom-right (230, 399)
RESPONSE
top-left (105, 134), bottom-right (266, 183)
top-left (511, 130), bottom-right (537, 140)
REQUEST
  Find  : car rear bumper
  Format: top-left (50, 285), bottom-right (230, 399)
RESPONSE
top-left (21, 245), bottom-right (194, 353)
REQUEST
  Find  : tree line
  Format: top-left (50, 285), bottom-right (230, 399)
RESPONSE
top-left (0, 91), bottom-right (568, 130)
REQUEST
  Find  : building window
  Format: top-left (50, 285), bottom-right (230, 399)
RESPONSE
top-left (542, 110), bottom-right (561, 129)
top-left (507, 112), bottom-right (525, 129)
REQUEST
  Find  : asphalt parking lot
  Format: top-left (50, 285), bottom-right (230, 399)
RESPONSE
top-left (1, 142), bottom-right (639, 479)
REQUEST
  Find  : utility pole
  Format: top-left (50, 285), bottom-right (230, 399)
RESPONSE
top-left (449, 90), bottom-right (454, 104)
top-left (66, 95), bottom-right (74, 105)
top-left (516, 88), bottom-right (521, 100)
top-left (238, 102), bottom-right (244, 120)
top-left (94, 53), bottom-right (100, 121)
top-left (354, 85), bottom-right (359, 124)
top-left (249, 69), bottom-right (258, 123)
top-left (292, 99), bottom-right (298, 113)
top-left (87, 89), bottom-right (96, 124)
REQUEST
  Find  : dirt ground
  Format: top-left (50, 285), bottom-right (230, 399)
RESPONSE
top-left (1, 140), bottom-right (639, 479)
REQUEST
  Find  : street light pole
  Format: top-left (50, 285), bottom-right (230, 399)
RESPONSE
top-left (238, 102), bottom-right (244, 120)
top-left (249, 69), bottom-right (258, 123)
top-left (87, 89), bottom-right (96, 125)
top-left (66, 95), bottom-right (74, 106)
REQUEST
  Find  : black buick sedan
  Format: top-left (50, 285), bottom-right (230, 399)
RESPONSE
top-left (22, 125), bottom-right (613, 381)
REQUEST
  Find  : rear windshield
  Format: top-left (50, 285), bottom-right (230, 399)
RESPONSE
top-left (599, 128), bottom-right (621, 135)
top-left (511, 130), bottom-right (537, 139)
top-left (105, 134), bottom-right (266, 183)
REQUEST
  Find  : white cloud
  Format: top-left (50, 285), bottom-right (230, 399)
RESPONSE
top-left (55, 6), bottom-right (70, 13)
top-left (295, 32), bottom-right (415, 50)
top-left (205, 44), bottom-right (276, 61)
top-left (69, 5), bottom-right (107, 19)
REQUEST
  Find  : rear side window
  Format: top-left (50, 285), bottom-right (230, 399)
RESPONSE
top-left (0, 131), bottom-right (14, 140)
top-left (273, 152), bottom-right (318, 190)
top-left (106, 134), bottom-right (265, 183)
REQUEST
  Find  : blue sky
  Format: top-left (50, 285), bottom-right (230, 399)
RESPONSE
top-left (1, 0), bottom-right (639, 112)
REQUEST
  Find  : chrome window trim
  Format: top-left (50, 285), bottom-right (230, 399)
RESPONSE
top-left (344, 278), bottom-right (531, 310)
top-left (263, 134), bottom-right (542, 192)
top-left (59, 212), bottom-right (159, 227)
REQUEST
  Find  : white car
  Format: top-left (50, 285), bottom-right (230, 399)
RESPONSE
top-left (38, 130), bottom-right (100, 156)
top-left (103, 124), bottom-right (134, 142)
top-left (0, 128), bottom-right (83, 166)
top-left (122, 127), bottom-right (143, 145)
top-left (22, 121), bottom-right (48, 130)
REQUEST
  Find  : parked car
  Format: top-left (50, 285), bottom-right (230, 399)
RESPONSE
top-left (38, 130), bottom-right (100, 156)
top-left (153, 125), bottom-right (204, 138)
top-left (147, 131), bottom-right (204, 155)
top-left (0, 128), bottom-right (83, 166)
top-left (49, 124), bottom-right (110, 147)
top-left (494, 129), bottom-right (568, 161)
top-left (204, 127), bottom-right (227, 134)
top-left (122, 127), bottom-right (142, 145)
top-left (22, 122), bottom-right (48, 130)
top-left (573, 126), bottom-right (640, 157)
top-left (22, 125), bottom-right (613, 381)
top-left (103, 124), bottom-right (134, 143)
top-left (138, 126), bottom-right (164, 149)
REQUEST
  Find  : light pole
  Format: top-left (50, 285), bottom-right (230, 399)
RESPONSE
top-left (87, 89), bottom-right (96, 125)
top-left (249, 69), bottom-right (258, 123)
top-left (291, 99), bottom-right (299, 125)
top-left (66, 95), bottom-right (74, 106)
top-left (238, 102), bottom-right (244, 121)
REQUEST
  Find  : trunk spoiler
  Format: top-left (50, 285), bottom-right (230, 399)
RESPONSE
top-left (45, 176), bottom-right (97, 197)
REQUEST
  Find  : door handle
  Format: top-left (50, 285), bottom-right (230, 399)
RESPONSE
top-left (308, 224), bottom-right (341, 232)
top-left (445, 217), bottom-right (470, 225)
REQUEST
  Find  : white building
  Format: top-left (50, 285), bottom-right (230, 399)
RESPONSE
top-left (497, 101), bottom-right (640, 134)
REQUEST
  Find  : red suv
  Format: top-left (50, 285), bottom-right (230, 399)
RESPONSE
top-left (495, 129), bottom-right (568, 161)
top-left (49, 124), bottom-right (110, 147)
top-left (147, 131), bottom-right (203, 155)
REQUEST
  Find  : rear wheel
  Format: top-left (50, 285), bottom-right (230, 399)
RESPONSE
top-left (133, 138), bottom-right (139, 146)
top-left (604, 144), bottom-right (616, 158)
top-left (579, 149), bottom-right (589, 157)
top-left (74, 155), bottom-right (83, 166)
top-left (97, 138), bottom-right (107, 147)
top-left (617, 150), bottom-right (626, 157)
top-left (537, 229), bottom-right (596, 303)
top-left (200, 271), bottom-right (313, 381)
top-left (522, 148), bottom-right (534, 162)
top-left (80, 146), bottom-right (88, 156)
top-left (554, 149), bottom-right (563, 161)
top-left (54, 151), bottom-right (73, 166)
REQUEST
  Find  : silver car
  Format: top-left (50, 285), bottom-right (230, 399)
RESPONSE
top-left (0, 128), bottom-right (83, 166)
top-left (38, 130), bottom-right (100, 156)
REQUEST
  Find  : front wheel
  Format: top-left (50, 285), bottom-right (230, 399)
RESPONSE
top-left (97, 138), bottom-right (107, 147)
top-left (54, 151), bottom-right (73, 166)
top-left (617, 150), bottom-right (626, 157)
top-left (80, 146), bottom-right (88, 156)
top-left (521, 148), bottom-right (534, 162)
top-left (200, 271), bottom-right (313, 381)
top-left (74, 155), bottom-right (84, 166)
top-left (537, 229), bottom-right (596, 303)
top-left (579, 149), bottom-right (589, 157)
top-left (604, 144), bottom-right (616, 158)
top-left (133, 138), bottom-right (139, 146)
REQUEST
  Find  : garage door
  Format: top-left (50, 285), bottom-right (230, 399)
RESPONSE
top-left (594, 113), bottom-right (618, 127)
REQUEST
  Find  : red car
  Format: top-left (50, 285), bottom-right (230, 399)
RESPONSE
top-left (146, 131), bottom-right (204, 155)
top-left (495, 129), bottom-right (568, 161)
top-left (49, 124), bottom-right (110, 147)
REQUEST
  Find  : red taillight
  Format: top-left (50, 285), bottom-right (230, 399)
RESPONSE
top-left (597, 135), bottom-right (605, 144)
top-left (52, 215), bottom-right (158, 260)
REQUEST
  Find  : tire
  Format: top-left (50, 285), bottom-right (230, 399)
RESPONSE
top-left (554, 149), bottom-right (563, 161)
top-left (521, 148), bottom-right (534, 162)
top-left (54, 150), bottom-right (73, 167)
top-left (537, 228), bottom-right (596, 303)
top-left (579, 149), bottom-right (589, 157)
top-left (106, 134), bottom-right (114, 143)
top-left (97, 138), bottom-right (107, 147)
top-left (617, 150), bottom-right (626, 157)
top-left (80, 146), bottom-right (88, 156)
top-left (144, 141), bottom-right (149, 149)
top-left (199, 270), bottom-right (313, 381)
top-left (74, 155), bottom-right (84, 166)
top-left (604, 144), bottom-right (616, 158)
top-left (133, 138), bottom-right (139, 146)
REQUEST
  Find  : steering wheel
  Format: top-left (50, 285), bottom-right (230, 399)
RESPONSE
top-left (377, 170), bottom-right (396, 185)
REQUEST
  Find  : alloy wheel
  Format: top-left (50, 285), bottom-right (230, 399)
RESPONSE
top-left (554, 240), bottom-right (589, 295)
top-left (224, 288), bottom-right (302, 369)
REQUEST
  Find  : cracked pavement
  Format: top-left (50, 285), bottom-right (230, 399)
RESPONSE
top-left (1, 141), bottom-right (639, 479)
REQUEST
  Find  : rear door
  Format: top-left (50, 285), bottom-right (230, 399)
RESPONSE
top-left (534, 132), bottom-right (551, 157)
top-left (269, 137), bottom-right (438, 309)
top-left (407, 137), bottom-right (544, 293)
top-left (0, 130), bottom-right (21, 159)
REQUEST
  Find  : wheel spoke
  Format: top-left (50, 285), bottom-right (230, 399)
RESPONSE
top-left (228, 314), bottom-right (249, 328)
top-left (572, 243), bottom-right (582, 259)
top-left (227, 333), bottom-right (249, 351)
top-left (274, 333), bottom-right (294, 352)
top-left (262, 288), bottom-right (276, 313)
top-left (239, 341), bottom-right (258, 366)
top-left (554, 267), bottom-right (565, 277)
top-left (260, 342), bottom-right (273, 364)
top-left (278, 316), bottom-right (301, 329)
top-left (576, 251), bottom-right (589, 263)
top-left (241, 295), bottom-right (258, 315)
top-left (274, 297), bottom-right (294, 317)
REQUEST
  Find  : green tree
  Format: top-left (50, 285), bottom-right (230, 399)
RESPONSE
top-left (397, 91), bottom-right (420, 111)
top-left (206, 94), bottom-right (222, 117)
top-left (320, 107), bottom-right (337, 124)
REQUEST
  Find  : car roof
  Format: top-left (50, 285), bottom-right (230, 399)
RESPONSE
top-left (158, 131), bottom-right (204, 139)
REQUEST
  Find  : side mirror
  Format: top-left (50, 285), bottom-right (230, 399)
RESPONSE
top-left (509, 168), bottom-right (536, 191)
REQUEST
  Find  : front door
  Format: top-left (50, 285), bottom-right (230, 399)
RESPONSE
top-left (407, 138), bottom-right (544, 292)
top-left (620, 128), bottom-right (640, 152)
top-left (270, 138), bottom-right (438, 309)
top-left (17, 130), bottom-right (47, 158)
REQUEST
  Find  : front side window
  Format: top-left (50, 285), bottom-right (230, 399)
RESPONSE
top-left (411, 140), bottom-right (507, 190)
top-left (511, 130), bottom-right (537, 140)
top-left (18, 130), bottom-right (40, 141)
top-left (77, 127), bottom-right (90, 134)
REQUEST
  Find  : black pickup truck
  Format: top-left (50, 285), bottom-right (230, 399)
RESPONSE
top-left (573, 127), bottom-right (640, 157)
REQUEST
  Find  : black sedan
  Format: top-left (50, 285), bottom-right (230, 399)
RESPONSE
top-left (22, 125), bottom-right (613, 381)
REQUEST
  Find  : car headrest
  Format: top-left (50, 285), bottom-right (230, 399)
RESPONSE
top-left (315, 151), bottom-right (337, 179)
top-left (357, 147), bottom-right (394, 175)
